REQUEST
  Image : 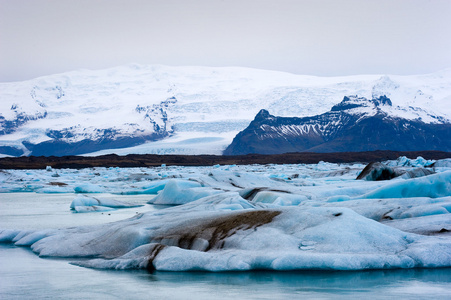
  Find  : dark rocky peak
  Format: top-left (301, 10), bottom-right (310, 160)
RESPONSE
top-left (162, 96), bottom-right (178, 106)
top-left (254, 109), bottom-right (272, 121)
top-left (371, 95), bottom-right (392, 107)
top-left (224, 95), bottom-right (451, 155)
top-left (331, 95), bottom-right (370, 111)
top-left (331, 95), bottom-right (392, 112)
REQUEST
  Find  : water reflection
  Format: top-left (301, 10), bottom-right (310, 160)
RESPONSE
top-left (1, 244), bottom-right (451, 299)
top-left (147, 268), bottom-right (451, 293)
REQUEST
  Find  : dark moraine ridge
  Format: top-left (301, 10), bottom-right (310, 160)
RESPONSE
top-left (0, 151), bottom-right (449, 169)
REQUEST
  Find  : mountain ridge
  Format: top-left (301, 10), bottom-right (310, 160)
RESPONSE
top-left (224, 95), bottom-right (451, 155)
top-left (1, 64), bottom-right (450, 157)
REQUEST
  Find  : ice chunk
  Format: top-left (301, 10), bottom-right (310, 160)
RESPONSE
top-left (386, 156), bottom-right (435, 167)
top-left (357, 162), bottom-right (434, 181)
top-left (239, 188), bottom-right (307, 206)
top-left (2, 160), bottom-right (451, 273)
top-left (74, 183), bottom-right (105, 193)
top-left (117, 179), bottom-right (171, 195)
top-left (73, 205), bottom-right (116, 213)
top-left (70, 195), bottom-right (143, 211)
top-left (36, 186), bottom-right (74, 193)
top-left (0, 229), bottom-right (21, 243)
top-left (4, 203), bottom-right (451, 272)
top-left (315, 196), bottom-right (451, 223)
top-left (433, 158), bottom-right (451, 168)
top-left (148, 179), bottom-right (221, 205)
top-left (70, 195), bottom-right (100, 208)
top-left (357, 162), bottom-right (402, 181)
top-left (360, 171), bottom-right (451, 199)
top-left (400, 168), bottom-right (435, 179)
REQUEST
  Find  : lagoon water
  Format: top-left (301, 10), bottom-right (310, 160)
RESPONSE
top-left (1, 193), bottom-right (451, 299)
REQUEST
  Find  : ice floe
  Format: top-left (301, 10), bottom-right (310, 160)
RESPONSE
top-left (70, 195), bottom-right (143, 213)
top-left (357, 161), bottom-right (435, 181)
top-left (0, 156), bottom-right (450, 272)
top-left (360, 171), bottom-right (451, 199)
top-left (148, 179), bottom-right (222, 205)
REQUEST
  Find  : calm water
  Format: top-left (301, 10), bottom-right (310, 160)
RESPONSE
top-left (1, 193), bottom-right (451, 299)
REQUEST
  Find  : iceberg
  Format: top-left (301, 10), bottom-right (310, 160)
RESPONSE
top-left (433, 158), bottom-right (451, 168)
top-left (239, 188), bottom-right (307, 206)
top-left (36, 186), bottom-right (74, 193)
top-left (1, 193), bottom-right (450, 272)
top-left (1, 158), bottom-right (450, 272)
top-left (360, 171), bottom-right (451, 199)
top-left (147, 179), bottom-right (223, 205)
top-left (70, 195), bottom-right (143, 213)
top-left (74, 183), bottom-right (105, 193)
top-left (385, 156), bottom-right (435, 167)
top-left (357, 161), bottom-right (434, 181)
top-left (307, 196), bottom-right (451, 222)
top-left (117, 179), bottom-right (170, 195)
top-left (73, 205), bottom-right (116, 213)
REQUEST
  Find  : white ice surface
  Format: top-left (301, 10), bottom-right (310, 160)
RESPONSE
top-left (1, 158), bottom-right (451, 271)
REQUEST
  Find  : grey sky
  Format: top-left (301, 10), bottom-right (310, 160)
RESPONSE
top-left (1, 0), bottom-right (450, 82)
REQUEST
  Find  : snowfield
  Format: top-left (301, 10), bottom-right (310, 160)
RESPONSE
top-left (0, 156), bottom-right (450, 272)
top-left (1, 65), bottom-right (451, 156)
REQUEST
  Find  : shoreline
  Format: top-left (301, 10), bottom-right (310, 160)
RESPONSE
top-left (0, 150), bottom-right (449, 169)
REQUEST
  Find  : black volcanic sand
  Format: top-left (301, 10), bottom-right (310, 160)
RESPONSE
top-left (0, 151), bottom-right (449, 169)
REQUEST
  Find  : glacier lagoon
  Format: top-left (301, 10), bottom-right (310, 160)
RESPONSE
top-left (1, 157), bottom-right (451, 298)
top-left (2, 244), bottom-right (451, 299)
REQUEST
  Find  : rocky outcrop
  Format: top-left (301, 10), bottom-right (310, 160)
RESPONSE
top-left (224, 96), bottom-right (451, 155)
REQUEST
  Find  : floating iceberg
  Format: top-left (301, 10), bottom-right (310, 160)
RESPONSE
top-left (117, 179), bottom-right (170, 195)
top-left (239, 188), bottom-right (307, 206)
top-left (385, 156), bottom-right (435, 167)
top-left (433, 158), bottom-right (451, 168)
top-left (1, 192), bottom-right (451, 272)
top-left (360, 171), bottom-right (451, 199)
top-left (357, 161), bottom-right (434, 181)
top-left (73, 205), bottom-right (117, 213)
top-left (36, 186), bottom-right (74, 193)
top-left (74, 183), bottom-right (105, 193)
top-left (1, 158), bottom-right (450, 272)
top-left (147, 179), bottom-right (223, 205)
top-left (70, 195), bottom-right (143, 213)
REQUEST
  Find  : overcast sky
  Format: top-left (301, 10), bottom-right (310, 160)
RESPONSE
top-left (1, 0), bottom-right (450, 82)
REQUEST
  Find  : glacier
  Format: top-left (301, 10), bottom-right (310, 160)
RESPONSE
top-left (1, 65), bottom-right (451, 156)
top-left (0, 156), bottom-right (450, 272)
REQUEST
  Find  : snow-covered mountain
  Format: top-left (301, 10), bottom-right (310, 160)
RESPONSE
top-left (0, 64), bottom-right (450, 156)
top-left (224, 96), bottom-right (451, 155)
